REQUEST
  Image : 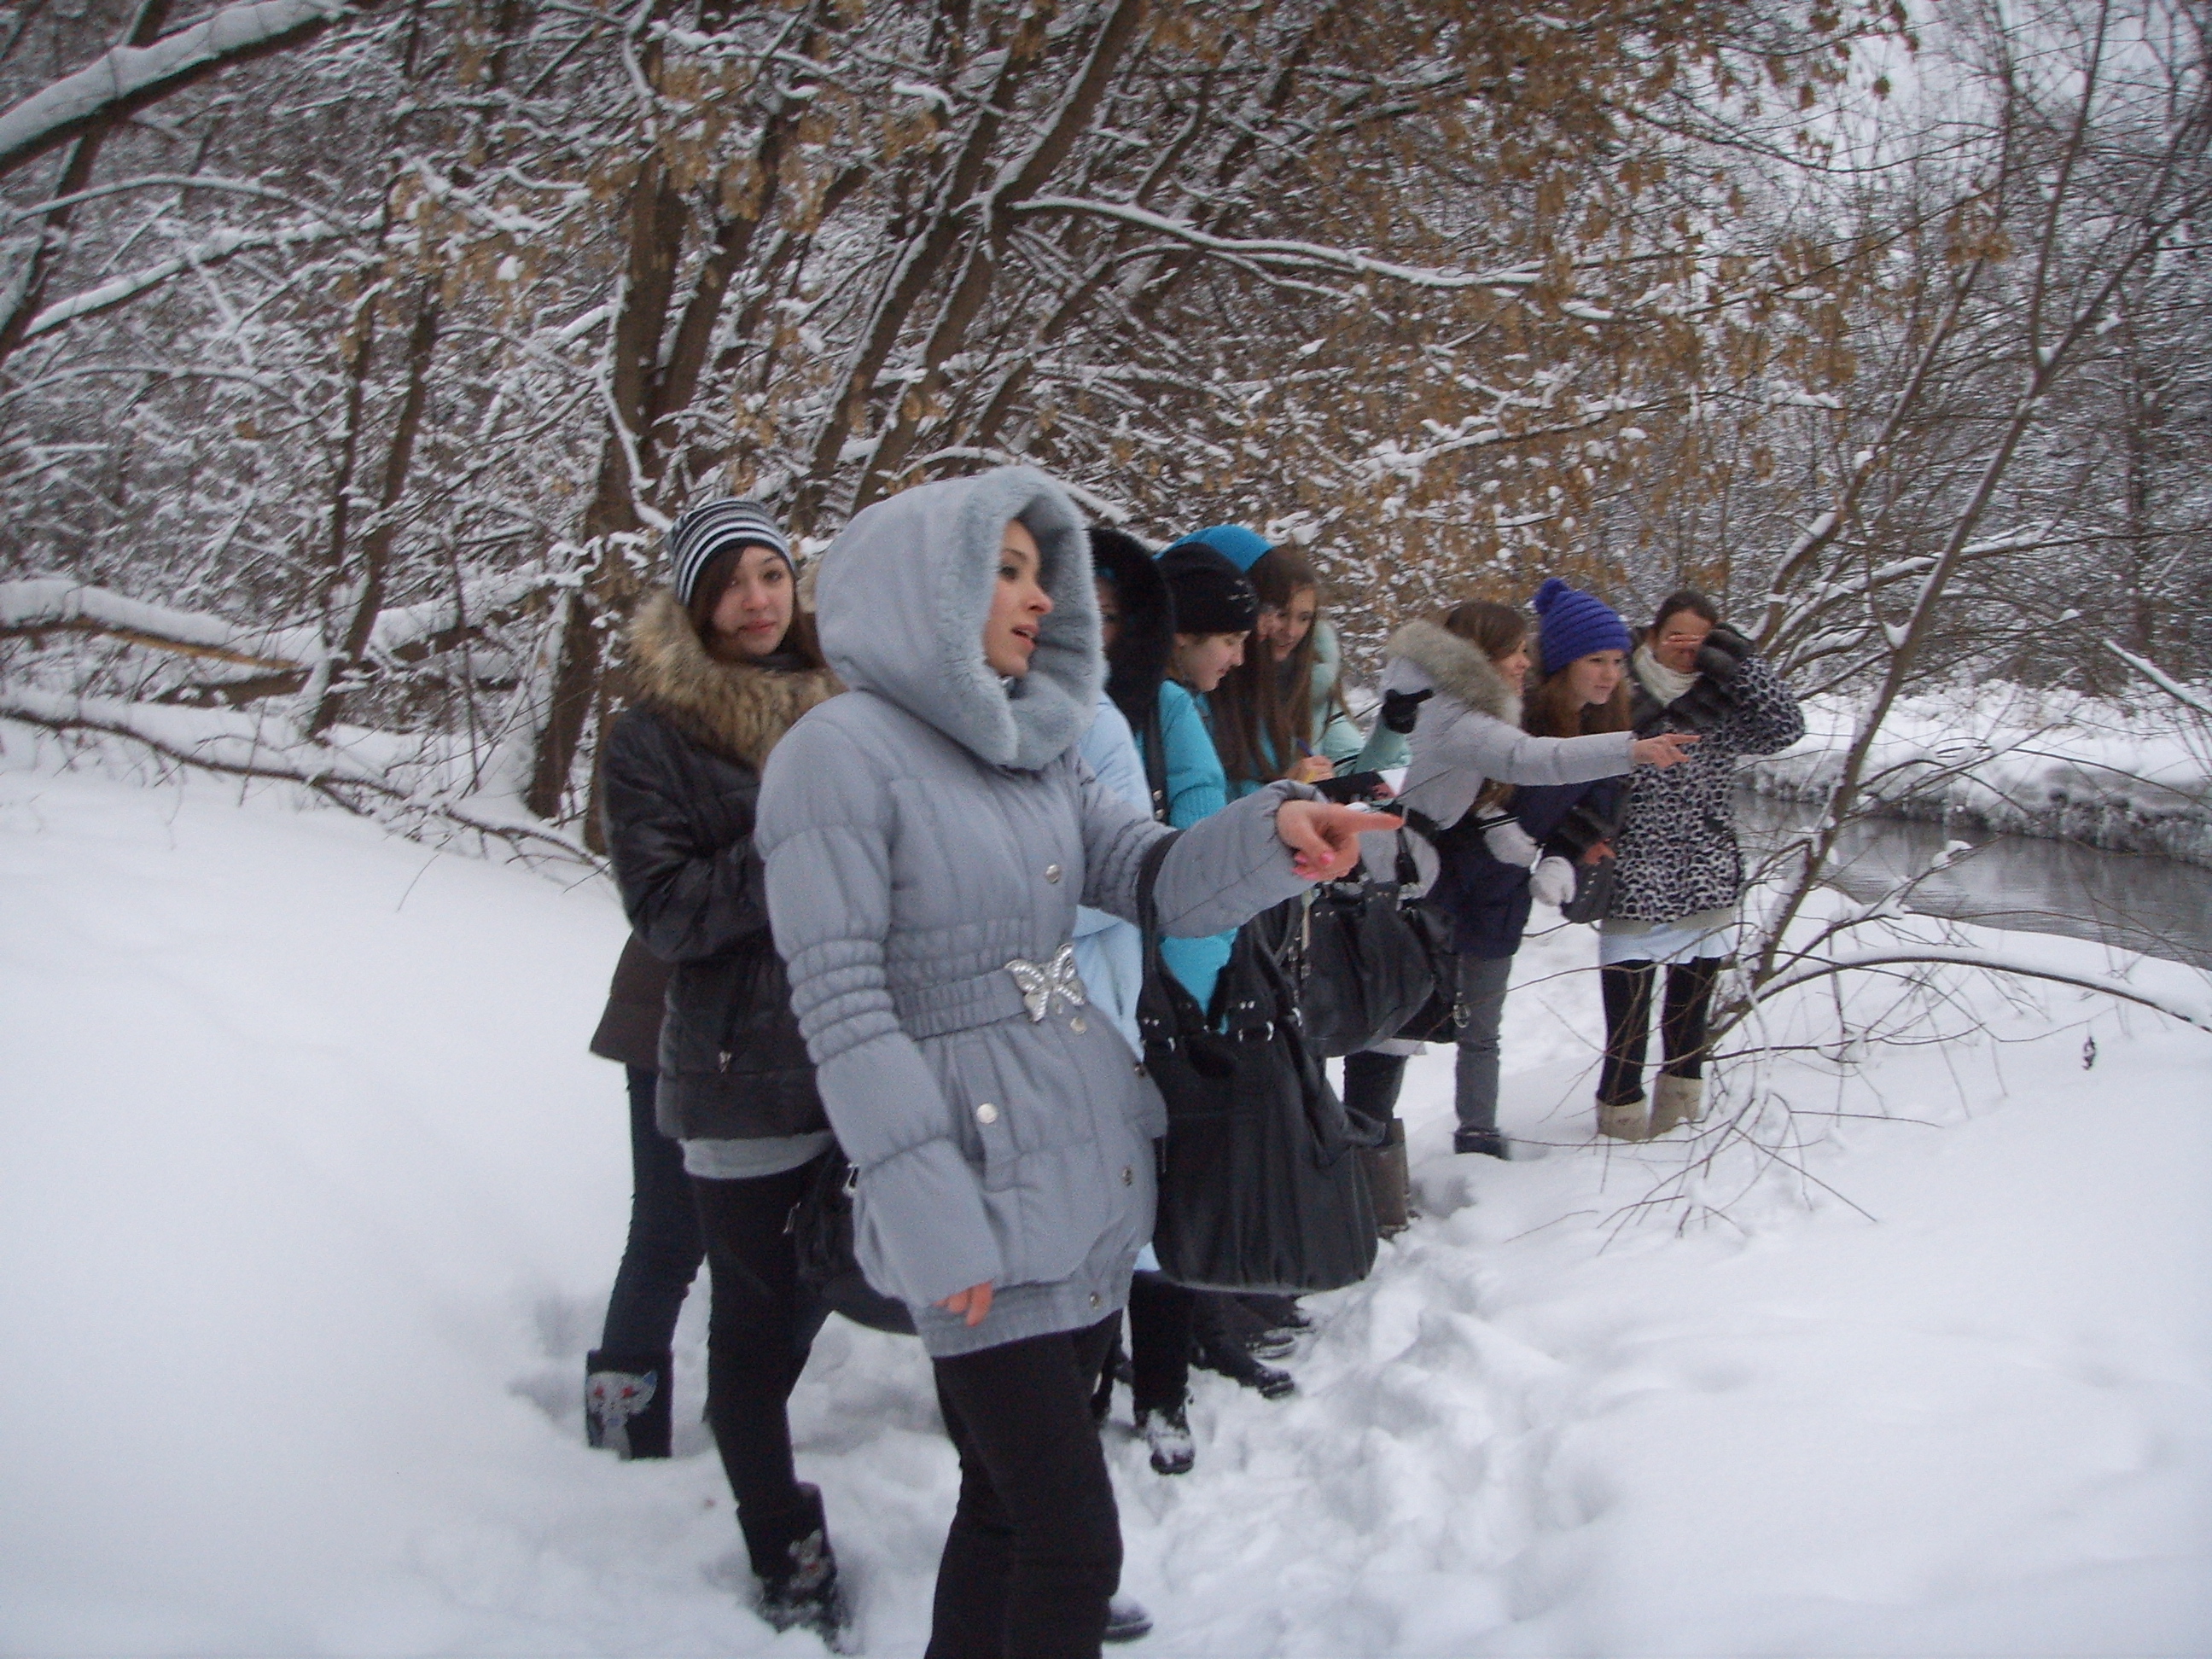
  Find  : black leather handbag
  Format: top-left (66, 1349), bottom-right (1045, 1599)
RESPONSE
top-left (1136, 836), bottom-right (1377, 1295)
top-left (1388, 898), bottom-right (1465, 1044)
top-left (1293, 833), bottom-right (1439, 1057)
top-left (787, 1150), bottom-right (916, 1336)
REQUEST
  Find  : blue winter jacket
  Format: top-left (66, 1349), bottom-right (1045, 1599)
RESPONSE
top-left (1429, 777), bottom-right (1624, 959)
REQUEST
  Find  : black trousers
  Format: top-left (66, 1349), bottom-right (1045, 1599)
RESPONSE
top-left (927, 1316), bottom-right (1124, 1659)
top-left (597, 1068), bottom-right (706, 1360)
top-left (1126, 1271), bottom-right (1192, 1414)
top-left (690, 1156), bottom-right (832, 1578)
top-left (1598, 958), bottom-right (1722, 1107)
top-left (1342, 1048), bottom-right (1407, 1127)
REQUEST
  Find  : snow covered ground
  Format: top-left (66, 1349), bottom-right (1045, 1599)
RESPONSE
top-left (4, 730), bottom-right (2209, 1658)
top-left (1755, 678), bottom-right (2212, 867)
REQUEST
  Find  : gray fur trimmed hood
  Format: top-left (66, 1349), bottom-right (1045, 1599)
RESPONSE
top-left (813, 466), bottom-right (1100, 771)
top-left (627, 590), bottom-right (841, 770)
top-left (1383, 617), bottom-right (1521, 724)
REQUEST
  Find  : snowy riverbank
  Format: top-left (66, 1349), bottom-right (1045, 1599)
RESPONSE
top-left (3, 731), bottom-right (2209, 1657)
top-left (1750, 678), bottom-right (2212, 867)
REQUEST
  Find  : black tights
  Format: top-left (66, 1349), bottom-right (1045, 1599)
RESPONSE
top-left (1598, 958), bottom-right (1721, 1107)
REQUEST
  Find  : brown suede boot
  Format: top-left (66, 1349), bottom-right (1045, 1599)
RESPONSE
top-left (1648, 1074), bottom-right (1705, 1135)
top-left (1363, 1120), bottom-right (1412, 1237)
top-left (1595, 1097), bottom-right (1650, 1140)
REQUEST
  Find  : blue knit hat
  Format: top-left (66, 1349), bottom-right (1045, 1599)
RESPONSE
top-left (1163, 524), bottom-right (1271, 573)
top-left (667, 497), bottom-right (792, 605)
top-left (1531, 577), bottom-right (1631, 675)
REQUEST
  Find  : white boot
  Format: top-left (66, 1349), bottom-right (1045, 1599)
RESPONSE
top-left (1595, 1097), bottom-right (1649, 1140)
top-left (1648, 1074), bottom-right (1705, 1135)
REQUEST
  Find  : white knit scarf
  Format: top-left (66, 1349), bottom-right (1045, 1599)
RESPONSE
top-left (1633, 642), bottom-right (1697, 706)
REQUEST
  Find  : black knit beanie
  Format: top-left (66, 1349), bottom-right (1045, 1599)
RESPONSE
top-left (1155, 542), bottom-right (1258, 636)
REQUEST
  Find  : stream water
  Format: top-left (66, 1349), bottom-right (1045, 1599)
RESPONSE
top-left (1736, 793), bottom-right (2212, 972)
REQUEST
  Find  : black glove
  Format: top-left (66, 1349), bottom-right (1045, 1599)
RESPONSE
top-left (1379, 687), bottom-right (1432, 735)
top-left (1694, 623), bottom-right (1751, 684)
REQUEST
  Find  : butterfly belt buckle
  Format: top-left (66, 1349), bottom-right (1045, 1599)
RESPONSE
top-left (1006, 942), bottom-right (1089, 1030)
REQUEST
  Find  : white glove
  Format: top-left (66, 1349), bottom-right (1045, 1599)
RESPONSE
top-left (1479, 816), bottom-right (1541, 868)
top-left (1529, 856), bottom-right (1577, 909)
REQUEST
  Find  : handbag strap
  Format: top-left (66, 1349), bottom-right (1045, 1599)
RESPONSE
top-left (1138, 705), bottom-right (1171, 823)
top-left (1134, 830), bottom-right (1202, 1048)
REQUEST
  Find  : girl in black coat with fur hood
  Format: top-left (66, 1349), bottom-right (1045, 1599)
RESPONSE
top-left (599, 498), bottom-right (850, 1647)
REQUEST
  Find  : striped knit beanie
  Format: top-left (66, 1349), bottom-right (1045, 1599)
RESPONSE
top-left (667, 498), bottom-right (792, 605)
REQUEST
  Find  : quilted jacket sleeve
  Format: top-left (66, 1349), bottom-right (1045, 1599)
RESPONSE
top-left (1080, 771), bottom-right (1316, 937)
top-left (756, 712), bottom-right (1001, 1307)
top-left (601, 708), bottom-right (771, 963)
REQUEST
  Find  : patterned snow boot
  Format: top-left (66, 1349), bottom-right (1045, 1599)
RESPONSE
top-left (1648, 1074), bottom-right (1706, 1136)
top-left (751, 1483), bottom-right (855, 1652)
top-left (584, 1350), bottom-right (672, 1459)
top-left (1595, 1097), bottom-right (1650, 1141)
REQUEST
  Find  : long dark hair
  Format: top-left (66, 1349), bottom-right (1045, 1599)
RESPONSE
top-left (1210, 547), bottom-right (1329, 789)
top-left (685, 544), bottom-right (825, 668)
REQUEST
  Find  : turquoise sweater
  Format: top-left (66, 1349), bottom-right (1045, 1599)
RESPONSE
top-left (1144, 680), bottom-right (1235, 1014)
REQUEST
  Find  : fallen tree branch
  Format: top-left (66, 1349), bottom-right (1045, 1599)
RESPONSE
top-left (1748, 948), bottom-right (2212, 1033)
top-left (0, 684), bottom-right (597, 864)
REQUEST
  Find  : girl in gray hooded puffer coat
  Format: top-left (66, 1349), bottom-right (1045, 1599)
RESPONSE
top-left (755, 465), bottom-right (1387, 1659)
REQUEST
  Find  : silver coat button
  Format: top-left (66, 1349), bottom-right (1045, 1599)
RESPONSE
top-left (1070, 1016), bottom-right (1087, 1033)
top-left (975, 1102), bottom-right (999, 1126)
top-left (1088, 1293), bottom-right (1102, 1308)
top-left (1045, 863), bottom-right (1062, 883)
top-left (1121, 1167), bottom-right (1133, 1186)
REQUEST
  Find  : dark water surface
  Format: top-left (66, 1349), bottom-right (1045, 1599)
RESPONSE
top-left (1736, 793), bottom-right (2212, 971)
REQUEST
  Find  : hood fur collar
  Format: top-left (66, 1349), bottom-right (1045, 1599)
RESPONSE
top-left (1386, 618), bottom-right (1521, 725)
top-left (628, 591), bottom-right (841, 770)
top-left (813, 466), bottom-right (1100, 771)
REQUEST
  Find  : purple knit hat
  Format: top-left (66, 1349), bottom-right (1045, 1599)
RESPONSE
top-left (1530, 577), bottom-right (1631, 675)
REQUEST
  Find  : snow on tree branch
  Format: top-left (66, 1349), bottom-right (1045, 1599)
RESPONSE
top-left (1009, 196), bottom-right (1543, 294)
top-left (0, 0), bottom-right (368, 183)
top-left (2105, 641), bottom-right (2212, 720)
top-left (1752, 947), bottom-right (2212, 1035)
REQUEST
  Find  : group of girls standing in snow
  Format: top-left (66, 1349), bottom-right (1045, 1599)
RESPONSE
top-left (575, 467), bottom-right (1804, 1658)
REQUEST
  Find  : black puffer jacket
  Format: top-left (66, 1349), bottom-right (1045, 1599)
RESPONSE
top-left (601, 591), bottom-right (841, 1139)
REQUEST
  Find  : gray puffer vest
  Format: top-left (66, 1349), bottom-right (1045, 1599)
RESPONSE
top-left (756, 467), bottom-right (1313, 1358)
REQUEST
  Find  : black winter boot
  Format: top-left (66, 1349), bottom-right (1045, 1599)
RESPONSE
top-left (584, 1349), bottom-right (673, 1459)
top-left (1190, 1295), bottom-right (1295, 1399)
top-left (749, 1483), bottom-right (854, 1651)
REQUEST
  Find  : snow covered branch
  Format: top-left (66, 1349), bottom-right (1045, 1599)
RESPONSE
top-left (2104, 642), bottom-right (2212, 720)
top-left (0, 685), bottom-right (597, 862)
top-left (0, 1), bottom-right (372, 183)
top-left (1750, 948), bottom-right (2212, 1035)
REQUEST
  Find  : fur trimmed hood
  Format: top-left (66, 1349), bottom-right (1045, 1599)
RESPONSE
top-left (627, 590), bottom-right (841, 770)
top-left (812, 466), bottom-right (1100, 771)
top-left (1382, 618), bottom-right (1521, 725)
